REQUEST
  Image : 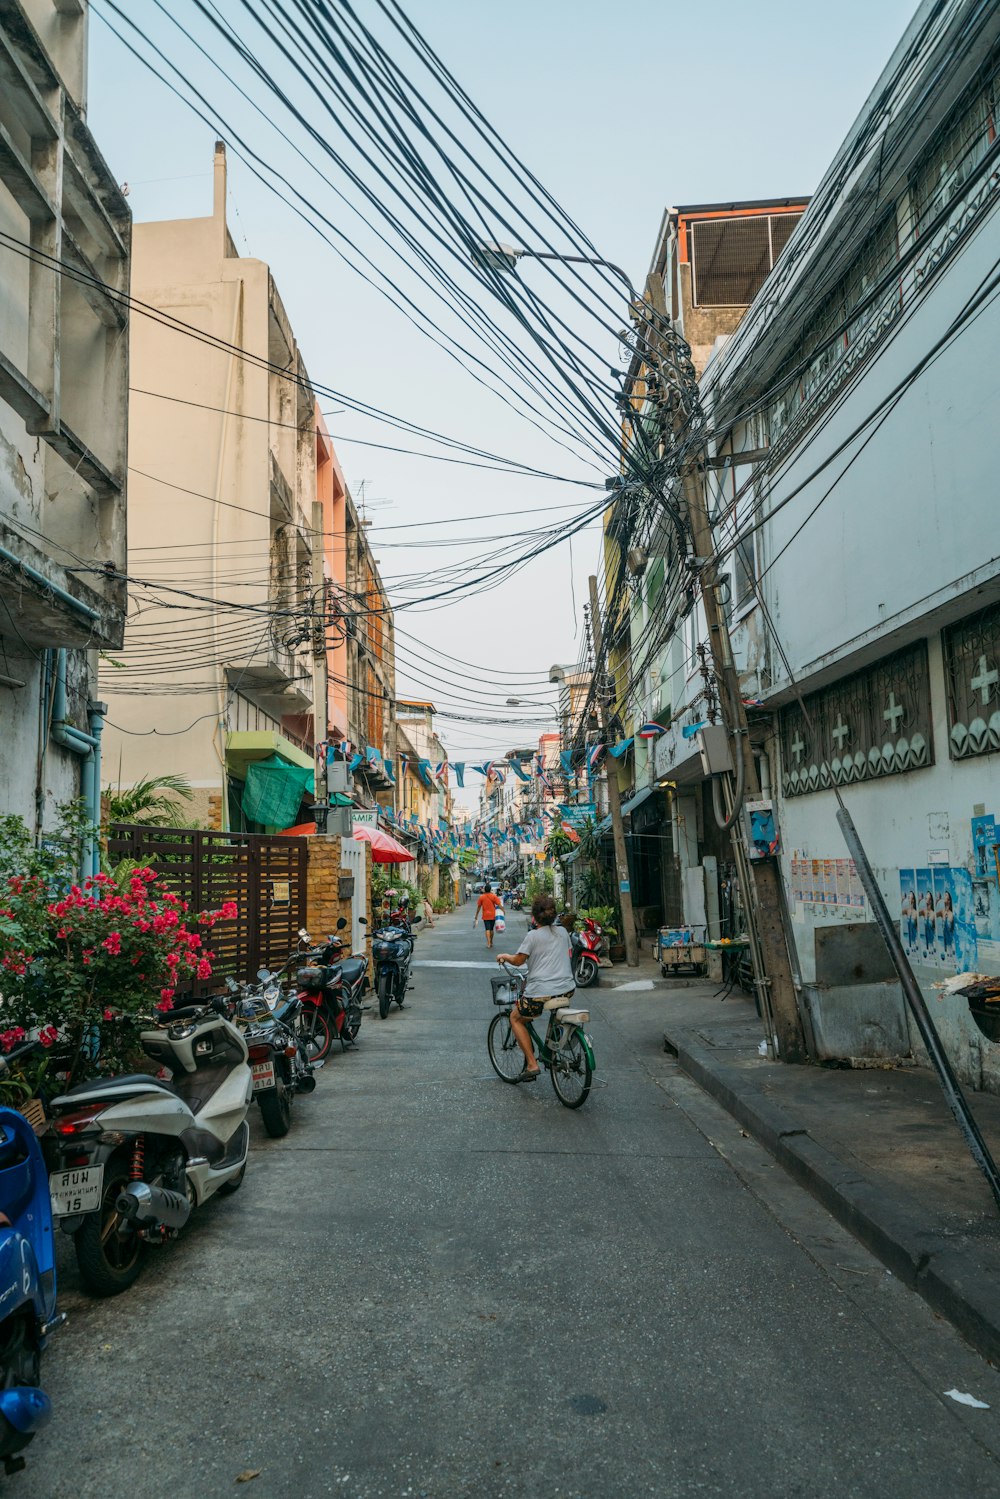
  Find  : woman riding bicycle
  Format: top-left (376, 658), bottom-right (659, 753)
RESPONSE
top-left (495, 892), bottom-right (575, 1083)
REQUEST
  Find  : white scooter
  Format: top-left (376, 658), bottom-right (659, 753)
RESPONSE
top-left (44, 999), bottom-right (252, 1296)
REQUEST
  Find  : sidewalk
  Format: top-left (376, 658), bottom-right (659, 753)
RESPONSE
top-left (607, 960), bottom-right (1000, 1364)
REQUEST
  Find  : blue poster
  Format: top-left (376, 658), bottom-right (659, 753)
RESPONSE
top-left (899, 867), bottom-right (976, 971)
top-left (972, 815), bottom-right (998, 879)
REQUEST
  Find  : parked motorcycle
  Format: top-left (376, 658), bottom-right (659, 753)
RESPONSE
top-left (0, 1090), bottom-right (62, 1475)
top-left (295, 918), bottom-right (369, 1058)
top-left (229, 976), bottom-right (317, 1138)
top-left (43, 999), bottom-right (252, 1296)
top-left (570, 916), bottom-right (606, 988)
top-left (372, 904), bottom-right (421, 1019)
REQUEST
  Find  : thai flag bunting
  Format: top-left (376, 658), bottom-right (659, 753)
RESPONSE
top-left (637, 722), bottom-right (666, 739)
top-left (507, 760), bottom-right (530, 782)
top-left (453, 762), bottom-right (465, 787)
top-left (588, 743), bottom-right (606, 772)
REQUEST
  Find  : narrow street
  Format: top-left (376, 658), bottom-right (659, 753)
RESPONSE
top-left (18, 910), bottom-right (1000, 1499)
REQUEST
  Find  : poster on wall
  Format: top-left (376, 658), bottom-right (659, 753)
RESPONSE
top-left (899, 867), bottom-right (977, 972)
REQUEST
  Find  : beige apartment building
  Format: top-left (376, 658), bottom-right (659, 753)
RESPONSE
top-left (0, 0), bottom-right (129, 865)
top-left (102, 144), bottom-right (325, 831)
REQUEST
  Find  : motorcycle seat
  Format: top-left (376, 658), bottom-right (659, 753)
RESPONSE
top-left (339, 957), bottom-right (367, 985)
top-left (53, 1073), bottom-right (180, 1107)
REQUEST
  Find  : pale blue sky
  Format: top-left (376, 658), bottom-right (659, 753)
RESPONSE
top-left (88, 0), bottom-right (918, 799)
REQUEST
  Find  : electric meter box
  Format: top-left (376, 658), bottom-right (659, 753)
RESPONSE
top-left (744, 799), bottom-right (779, 860)
top-left (327, 761), bottom-right (352, 794)
top-left (698, 724), bottom-right (735, 777)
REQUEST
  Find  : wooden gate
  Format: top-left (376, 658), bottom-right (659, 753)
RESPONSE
top-left (107, 825), bottom-right (308, 990)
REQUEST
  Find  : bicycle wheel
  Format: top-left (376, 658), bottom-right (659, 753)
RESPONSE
top-left (487, 1012), bottom-right (529, 1084)
top-left (549, 1028), bottom-right (593, 1108)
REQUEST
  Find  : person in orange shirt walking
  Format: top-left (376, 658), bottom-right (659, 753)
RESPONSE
top-left (474, 881), bottom-right (504, 949)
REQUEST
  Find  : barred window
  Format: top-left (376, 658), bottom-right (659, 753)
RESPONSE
top-left (690, 212), bottom-right (804, 308)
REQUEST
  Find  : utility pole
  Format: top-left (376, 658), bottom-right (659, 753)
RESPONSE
top-left (642, 275), bottom-right (805, 1060)
top-left (311, 500), bottom-right (330, 829)
top-left (588, 573), bottom-right (639, 968)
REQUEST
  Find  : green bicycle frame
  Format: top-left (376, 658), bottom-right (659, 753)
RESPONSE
top-left (520, 1011), bottom-right (596, 1072)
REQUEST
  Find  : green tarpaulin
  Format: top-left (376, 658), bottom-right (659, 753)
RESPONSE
top-left (241, 755), bottom-right (314, 830)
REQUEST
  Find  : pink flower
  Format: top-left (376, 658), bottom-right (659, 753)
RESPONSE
top-left (0, 1027), bottom-right (26, 1053)
top-left (196, 959), bottom-right (212, 980)
top-left (101, 932), bottom-right (122, 956)
top-left (219, 901), bottom-right (238, 920)
top-left (103, 1007), bottom-right (114, 1021)
top-left (156, 989), bottom-right (175, 1012)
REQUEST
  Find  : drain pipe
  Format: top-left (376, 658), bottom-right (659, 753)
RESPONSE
top-left (50, 649), bottom-right (103, 877)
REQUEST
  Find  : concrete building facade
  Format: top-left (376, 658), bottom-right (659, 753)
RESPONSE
top-left (101, 144), bottom-right (324, 832)
top-left (0, 0), bottom-right (129, 854)
top-left (635, 0), bottom-right (1000, 1087)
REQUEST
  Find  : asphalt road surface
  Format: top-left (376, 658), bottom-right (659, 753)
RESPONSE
top-left (18, 909), bottom-right (1000, 1498)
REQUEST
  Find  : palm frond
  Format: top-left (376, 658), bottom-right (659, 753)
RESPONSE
top-left (106, 774), bottom-right (195, 829)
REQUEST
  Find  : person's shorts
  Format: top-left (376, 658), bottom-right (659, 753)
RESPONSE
top-left (483, 919), bottom-right (495, 932)
top-left (516, 989), bottom-right (572, 1021)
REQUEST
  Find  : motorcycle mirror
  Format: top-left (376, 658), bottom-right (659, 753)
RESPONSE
top-left (298, 928), bottom-right (310, 941)
top-left (336, 917), bottom-right (348, 930)
top-left (412, 914), bottom-right (422, 923)
top-left (358, 916), bottom-right (367, 924)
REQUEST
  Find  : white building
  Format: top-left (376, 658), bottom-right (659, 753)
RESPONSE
top-left (0, 0), bottom-right (129, 861)
top-left (662, 0), bottom-right (1000, 1087)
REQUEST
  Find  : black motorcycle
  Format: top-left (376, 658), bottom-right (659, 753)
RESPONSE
top-left (372, 908), bottom-right (420, 1019)
top-left (229, 976), bottom-right (317, 1138)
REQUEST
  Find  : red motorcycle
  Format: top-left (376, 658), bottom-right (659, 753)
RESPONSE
top-left (570, 917), bottom-right (606, 989)
top-left (295, 918), bottom-right (370, 1060)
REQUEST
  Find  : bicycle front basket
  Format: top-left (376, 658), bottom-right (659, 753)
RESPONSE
top-left (491, 975), bottom-right (519, 1007)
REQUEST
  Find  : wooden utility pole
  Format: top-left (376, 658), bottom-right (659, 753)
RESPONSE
top-left (642, 275), bottom-right (805, 1060)
top-left (588, 573), bottom-right (639, 967)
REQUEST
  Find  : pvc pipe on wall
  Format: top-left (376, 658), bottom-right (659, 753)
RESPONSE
top-left (48, 650), bottom-right (102, 877)
top-left (0, 545), bottom-right (100, 623)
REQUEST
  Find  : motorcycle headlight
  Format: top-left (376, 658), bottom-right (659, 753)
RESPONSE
top-left (264, 984), bottom-right (280, 1003)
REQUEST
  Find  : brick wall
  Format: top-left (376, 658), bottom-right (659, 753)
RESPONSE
top-left (305, 834), bottom-right (373, 946)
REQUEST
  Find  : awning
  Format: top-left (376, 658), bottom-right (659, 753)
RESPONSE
top-left (226, 730), bottom-right (313, 779)
top-left (595, 783), bottom-right (660, 837)
top-left (241, 755), bottom-right (314, 829)
top-left (620, 784), bottom-right (659, 820)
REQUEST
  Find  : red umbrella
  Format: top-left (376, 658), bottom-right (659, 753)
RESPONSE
top-left (352, 824), bottom-right (415, 863)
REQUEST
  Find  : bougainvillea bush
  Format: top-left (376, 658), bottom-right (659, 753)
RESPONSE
top-left (0, 808), bottom-right (236, 1084)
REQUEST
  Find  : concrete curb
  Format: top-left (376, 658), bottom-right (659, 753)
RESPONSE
top-left (664, 1025), bottom-right (1000, 1366)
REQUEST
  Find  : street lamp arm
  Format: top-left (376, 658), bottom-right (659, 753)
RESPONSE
top-left (518, 251), bottom-right (638, 303)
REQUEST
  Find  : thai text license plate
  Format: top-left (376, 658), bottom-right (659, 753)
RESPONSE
top-left (251, 1061), bottom-right (275, 1091)
top-left (49, 1164), bottom-right (103, 1217)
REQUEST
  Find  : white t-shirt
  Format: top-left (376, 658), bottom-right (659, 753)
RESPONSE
top-left (517, 923), bottom-right (575, 999)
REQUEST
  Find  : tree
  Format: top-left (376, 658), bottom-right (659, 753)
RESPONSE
top-left (107, 774), bottom-right (195, 828)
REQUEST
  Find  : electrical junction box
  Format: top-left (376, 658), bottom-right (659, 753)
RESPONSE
top-left (328, 762), bottom-right (352, 794)
top-left (744, 799), bottom-right (779, 860)
top-left (698, 724), bottom-right (735, 777)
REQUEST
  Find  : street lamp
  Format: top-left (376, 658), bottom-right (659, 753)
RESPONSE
top-left (472, 240), bottom-right (638, 305)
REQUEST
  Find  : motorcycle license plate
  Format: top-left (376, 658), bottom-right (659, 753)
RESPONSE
top-left (251, 1061), bottom-right (275, 1091)
top-left (50, 1164), bottom-right (103, 1217)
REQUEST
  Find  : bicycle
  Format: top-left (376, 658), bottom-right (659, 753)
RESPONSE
top-left (487, 963), bottom-right (595, 1109)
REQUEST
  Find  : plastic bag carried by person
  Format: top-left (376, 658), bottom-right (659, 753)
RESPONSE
top-left (494, 912), bottom-right (506, 934)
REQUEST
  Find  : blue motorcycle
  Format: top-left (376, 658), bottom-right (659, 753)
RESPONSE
top-left (0, 1098), bottom-right (62, 1474)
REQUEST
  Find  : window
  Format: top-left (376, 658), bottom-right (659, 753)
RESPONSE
top-left (943, 600), bottom-right (1000, 760)
top-left (690, 212), bottom-right (805, 307)
top-left (778, 641), bottom-right (933, 797)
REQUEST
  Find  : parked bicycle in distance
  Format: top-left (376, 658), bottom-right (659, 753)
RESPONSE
top-left (487, 962), bottom-right (595, 1109)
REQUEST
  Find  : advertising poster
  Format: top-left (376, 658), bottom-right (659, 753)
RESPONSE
top-left (899, 867), bottom-right (977, 972)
